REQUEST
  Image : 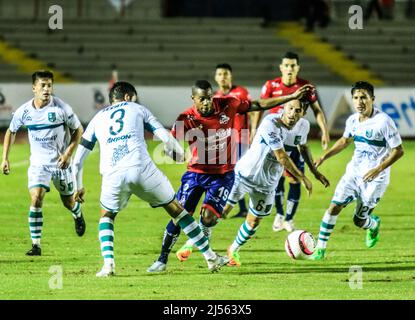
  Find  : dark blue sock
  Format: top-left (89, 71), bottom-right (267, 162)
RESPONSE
top-left (285, 183), bottom-right (301, 221)
top-left (275, 177), bottom-right (285, 216)
top-left (238, 198), bottom-right (247, 213)
top-left (158, 219), bottom-right (181, 263)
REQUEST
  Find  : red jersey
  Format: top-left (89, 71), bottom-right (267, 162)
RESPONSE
top-left (260, 77), bottom-right (317, 114)
top-left (171, 96), bottom-right (250, 174)
top-left (214, 85), bottom-right (251, 144)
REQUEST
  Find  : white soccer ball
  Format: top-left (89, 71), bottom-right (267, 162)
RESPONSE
top-left (285, 230), bottom-right (316, 260)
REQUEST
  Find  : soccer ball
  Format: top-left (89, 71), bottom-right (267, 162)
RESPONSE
top-left (285, 230), bottom-right (316, 260)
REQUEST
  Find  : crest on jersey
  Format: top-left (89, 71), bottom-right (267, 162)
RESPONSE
top-left (294, 135), bottom-right (302, 145)
top-left (48, 112), bottom-right (56, 122)
top-left (365, 129), bottom-right (373, 138)
top-left (219, 113), bottom-right (230, 125)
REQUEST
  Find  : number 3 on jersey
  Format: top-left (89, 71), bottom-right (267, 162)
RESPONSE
top-left (109, 109), bottom-right (125, 135)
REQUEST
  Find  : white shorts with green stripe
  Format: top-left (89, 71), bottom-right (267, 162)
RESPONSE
top-left (28, 165), bottom-right (75, 196)
top-left (100, 163), bottom-right (175, 213)
top-left (227, 174), bottom-right (275, 217)
top-left (332, 171), bottom-right (389, 210)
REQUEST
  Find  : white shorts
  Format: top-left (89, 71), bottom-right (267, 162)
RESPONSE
top-left (227, 175), bottom-right (275, 217)
top-left (332, 172), bottom-right (389, 210)
top-left (100, 163), bottom-right (175, 213)
top-left (28, 165), bottom-right (74, 196)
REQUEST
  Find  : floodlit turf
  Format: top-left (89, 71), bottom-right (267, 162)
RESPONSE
top-left (0, 140), bottom-right (414, 300)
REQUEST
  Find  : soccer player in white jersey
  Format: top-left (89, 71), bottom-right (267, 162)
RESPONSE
top-left (72, 81), bottom-right (229, 277)
top-left (223, 100), bottom-right (329, 267)
top-left (1, 70), bottom-right (86, 256)
top-left (310, 81), bottom-right (404, 260)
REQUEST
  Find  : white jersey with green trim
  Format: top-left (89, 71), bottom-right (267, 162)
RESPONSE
top-left (283, 118), bottom-right (310, 156)
top-left (343, 108), bottom-right (402, 181)
top-left (235, 113), bottom-right (288, 192)
top-left (9, 96), bottom-right (81, 166)
top-left (82, 101), bottom-right (164, 175)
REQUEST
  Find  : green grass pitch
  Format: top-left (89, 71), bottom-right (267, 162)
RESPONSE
top-left (0, 140), bottom-right (414, 300)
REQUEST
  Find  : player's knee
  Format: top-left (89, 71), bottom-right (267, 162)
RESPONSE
top-left (247, 218), bottom-right (260, 229)
top-left (353, 214), bottom-right (366, 228)
top-left (329, 204), bottom-right (342, 215)
top-left (61, 198), bottom-right (74, 210)
top-left (201, 211), bottom-right (218, 227)
top-left (30, 195), bottom-right (43, 208)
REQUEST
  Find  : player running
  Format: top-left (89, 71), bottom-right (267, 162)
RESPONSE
top-left (310, 81), bottom-right (404, 260)
top-left (1, 70), bottom-right (86, 256)
top-left (223, 99), bottom-right (329, 267)
top-left (72, 81), bottom-right (230, 276)
top-left (214, 63), bottom-right (252, 218)
top-left (147, 80), bottom-right (314, 272)
top-left (251, 52), bottom-right (330, 233)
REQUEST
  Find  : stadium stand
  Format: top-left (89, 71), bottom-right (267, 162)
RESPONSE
top-left (0, 18), bottom-right (344, 85)
top-left (0, 0), bottom-right (414, 86)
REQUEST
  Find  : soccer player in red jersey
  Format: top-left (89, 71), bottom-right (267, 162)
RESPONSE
top-left (214, 63), bottom-right (252, 218)
top-left (251, 52), bottom-right (330, 233)
top-left (147, 80), bottom-right (314, 272)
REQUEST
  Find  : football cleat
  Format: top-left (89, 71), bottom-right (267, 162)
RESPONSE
top-left (176, 244), bottom-right (193, 262)
top-left (366, 215), bottom-right (381, 248)
top-left (227, 247), bottom-right (241, 267)
top-left (272, 214), bottom-right (285, 232)
top-left (74, 213), bottom-right (86, 237)
top-left (26, 244), bottom-right (41, 256)
top-left (147, 261), bottom-right (167, 273)
top-left (284, 220), bottom-right (296, 233)
top-left (309, 248), bottom-right (326, 261)
top-left (207, 254), bottom-right (230, 272)
top-left (96, 263), bottom-right (115, 277)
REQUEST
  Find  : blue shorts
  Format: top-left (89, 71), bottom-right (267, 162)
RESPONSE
top-left (176, 171), bottom-right (235, 218)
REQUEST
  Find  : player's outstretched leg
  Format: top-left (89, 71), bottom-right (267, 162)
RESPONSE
top-left (284, 182), bottom-right (300, 232)
top-left (96, 216), bottom-right (115, 277)
top-left (61, 194), bottom-right (86, 237)
top-left (70, 202), bottom-right (86, 236)
top-left (147, 219), bottom-right (181, 272)
top-left (365, 215), bottom-right (381, 248)
top-left (27, 206), bottom-right (43, 256)
top-left (228, 216), bottom-right (260, 267)
top-left (174, 210), bottom-right (228, 272)
top-left (164, 201), bottom-right (229, 272)
top-left (310, 208), bottom-right (340, 261)
top-left (353, 204), bottom-right (381, 248)
top-left (176, 212), bottom-right (216, 262)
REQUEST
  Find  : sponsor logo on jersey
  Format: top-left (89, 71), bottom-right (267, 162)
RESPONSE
top-left (48, 112), bottom-right (56, 122)
top-left (22, 109), bottom-right (30, 121)
top-left (294, 135), bottom-right (302, 145)
top-left (272, 90), bottom-right (283, 95)
top-left (32, 134), bottom-right (58, 142)
top-left (268, 131), bottom-right (281, 144)
top-left (219, 113), bottom-right (230, 125)
top-left (107, 134), bottom-right (132, 144)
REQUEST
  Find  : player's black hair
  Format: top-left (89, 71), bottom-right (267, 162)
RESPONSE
top-left (283, 52), bottom-right (300, 63)
top-left (351, 81), bottom-right (374, 97)
top-left (32, 70), bottom-right (54, 84)
top-left (192, 80), bottom-right (212, 95)
top-left (215, 63), bottom-right (232, 72)
top-left (109, 81), bottom-right (137, 103)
